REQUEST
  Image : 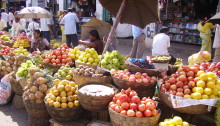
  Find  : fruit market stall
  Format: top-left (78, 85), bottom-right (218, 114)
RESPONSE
top-left (0, 38), bottom-right (219, 126)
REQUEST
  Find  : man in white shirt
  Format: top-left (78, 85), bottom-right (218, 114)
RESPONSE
top-left (8, 7), bottom-right (14, 28)
top-left (28, 19), bottom-right (39, 32)
top-left (40, 7), bottom-right (53, 43)
top-left (12, 17), bottom-right (25, 37)
top-left (0, 14), bottom-right (7, 31)
top-left (130, 25), bottom-right (146, 58)
top-left (60, 8), bottom-right (79, 47)
top-left (152, 27), bottom-right (176, 64)
top-left (1, 9), bottom-right (8, 29)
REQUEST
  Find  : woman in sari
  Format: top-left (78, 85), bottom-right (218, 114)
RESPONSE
top-left (197, 17), bottom-right (213, 53)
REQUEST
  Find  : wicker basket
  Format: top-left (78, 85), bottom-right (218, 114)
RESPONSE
top-left (109, 108), bottom-right (160, 126)
top-left (9, 77), bottom-right (23, 96)
top-left (12, 94), bottom-right (25, 109)
top-left (45, 103), bottom-right (83, 122)
top-left (159, 92), bottom-right (215, 114)
top-left (19, 78), bottom-right (28, 89)
top-left (112, 76), bottom-right (156, 98)
top-left (23, 100), bottom-right (50, 118)
top-left (43, 62), bottom-right (62, 73)
top-left (75, 61), bottom-right (97, 69)
top-left (125, 60), bottom-right (160, 77)
top-left (168, 65), bottom-right (179, 75)
top-left (78, 83), bottom-right (118, 112)
top-left (72, 75), bottom-right (112, 85)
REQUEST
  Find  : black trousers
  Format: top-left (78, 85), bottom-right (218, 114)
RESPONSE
top-left (66, 34), bottom-right (79, 48)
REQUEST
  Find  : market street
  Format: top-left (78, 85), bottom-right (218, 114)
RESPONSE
top-left (0, 38), bottom-right (200, 126)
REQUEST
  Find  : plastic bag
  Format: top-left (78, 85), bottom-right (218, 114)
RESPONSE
top-left (213, 24), bottom-right (220, 48)
top-left (188, 51), bottom-right (211, 65)
top-left (0, 74), bottom-right (12, 105)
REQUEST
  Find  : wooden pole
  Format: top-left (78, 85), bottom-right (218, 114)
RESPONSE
top-left (98, 0), bottom-right (126, 67)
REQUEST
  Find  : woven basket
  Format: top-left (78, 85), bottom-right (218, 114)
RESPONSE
top-left (112, 76), bottom-right (156, 98)
top-left (19, 78), bottom-right (28, 89)
top-left (23, 100), bottom-right (50, 118)
top-left (75, 62), bottom-right (97, 69)
top-left (12, 94), bottom-right (25, 109)
top-left (43, 62), bottom-right (62, 73)
top-left (9, 76), bottom-right (23, 96)
top-left (168, 65), bottom-right (179, 75)
top-left (109, 108), bottom-right (160, 126)
top-left (159, 92), bottom-right (215, 114)
top-left (45, 103), bottom-right (83, 122)
top-left (72, 75), bottom-right (112, 85)
top-left (78, 83), bottom-right (118, 112)
top-left (125, 61), bottom-right (160, 77)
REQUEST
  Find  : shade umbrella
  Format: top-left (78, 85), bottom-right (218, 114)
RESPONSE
top-left (98, 0), bottom-right (159, 67)
top-left (15, 7), bottom-right (52, 18)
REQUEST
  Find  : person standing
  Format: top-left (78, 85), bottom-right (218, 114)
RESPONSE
top-left (130, 25), bottom-right (146, 58)
top-left (213, 24), bottom-right (220, 62)
top-left (60, 8), bottom-right (79, 47)
top-left (152, 27), bottom-right (176, 64)
top-left (197, 17), bottom-right (213, 53)
top-left (8, 7), bottom-right (14, 28)
top-left (11, 16), bottom-right (24, 37)
top-left (0, 14), bottom-right (7, 31)
top-left (40, 7), bottom-right (53, 43)
top-left (1, 9), bottom-right (9, 29)
top-left (59, 10), bottom-right (67, 43)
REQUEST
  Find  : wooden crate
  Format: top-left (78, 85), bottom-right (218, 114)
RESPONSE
top-left (87, 120), bottom-right (112, 126)
top-left (50, 119), bottom-right (90, 126)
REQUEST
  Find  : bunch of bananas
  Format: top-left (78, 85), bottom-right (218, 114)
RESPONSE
top-left (13, 40), bottom-right (30, 48)
top-left (50, 40), bottom-right (63, 48)
top-left (13, 47), bottom-right (30, 55)
top-left (174, 58), bottom-right (184, 67)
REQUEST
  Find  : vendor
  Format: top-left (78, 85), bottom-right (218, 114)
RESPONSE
top-left (152, 26), bottom-right (176, 65)
top-left (79, 30), bottom-right (103, 54)
top-left (30, 29), bottom-right (54, 53)
top-left (12, 12), bottom-right (25, 37)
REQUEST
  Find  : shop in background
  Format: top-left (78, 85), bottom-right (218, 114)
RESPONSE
top-left (160, 0), bottom-right (219, 45)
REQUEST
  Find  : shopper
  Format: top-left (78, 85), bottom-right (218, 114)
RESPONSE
top-left (58, 10), bottom-right (67, 43)
top-left (79, 30), bottom-right (103, 54)
top-left (1, 9), bottom-right (9, 29)
top-left (8, 7), bottom-right (14, 28)
top-left (30, 29), bottom-right (54, 52)
top-left (40, 7), bottom-right (53, 43)
top-left (60, 8), bottom-right (79, 48)
top-left (197, 17), bottom-right (213, 53)
top-left (0, 14), bottom-right (7, 31)
top-left (12, 12), bottom-right (25, 37)
top-left (130, 25), bottom-right (146, 58)
top-left (152, 26), bottom-right (176, 65)
top-left (28, 18), bottom-right (40, 32)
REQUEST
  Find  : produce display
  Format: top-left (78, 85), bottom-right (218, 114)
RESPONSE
top-left (0, 46), bottom-right (14, 55)
top-left (13, 47), bottom-right (30, 55)
top-left (44, 44), bottom-right (73, 66)
top-left (13, 33), bottom-right (31, 48)
top-left (74, 65), bottom-right (105, 77)
top-left (0, 53), bottom-right (26, 75)
top-left (193, 62), bottom-right (220, 77)
top-left (160, 65), bottom-right (220, 99)
top-left (109, 88), bottom-right (159, 118)
top-left (50, 40), bottom-right (63, 48)
top-left (101, 51), bottom-right (126, 70)
top-left (23, 68), bottom-right (53, 103)
top-left (16, 60), bottom-right (37, 78)
top-left (129, 58), bottom-right (155, 69)
top-left (151, 55), bottom-right (171, 63)
top-left (77, 48), bottom-right (100, 66)
top-left (159, 116), bottom-right (189, 126)
top-left (78, 85), bottom-right (114, 97)
top-left (54, 66), bottom-right (75, 80)
top-left (68, 47), bottom-right (82, 60)
top-left (0, 35), bottom-right (10, 41)
top-left (45, 79), bottom-right (79, 108)
top-left (111, 69), bottom-right (157, 84)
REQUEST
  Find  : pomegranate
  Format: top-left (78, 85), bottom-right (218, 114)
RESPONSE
top-left (130, 103), bottom-right (138, 110)
top-left (165, 82), bottom-right (171, 89)
top-left (146, 102), bottom-right (155, 111)
top-left (115, 106), bottom-right (122, 113)
top-left (110, 104), bottom-right (116, 110)
top-left (144, 109), bottom-right (152, 117)
top-left (176, 92), bottom-right (184, 97)
top-left (116, 99), bottom-right (122, 106)
top-left (127, 109), bottom-right (135, 117)
top-left (151, 109), bottom-right (158, 116)
top-left (138, 104), bottom-right (146, 112)
top-left (170, 85), bottom-right (177, 90)
top-left (183, 66), bottom-right (190, 72)
top-left (135, 111), bottom-right (143, 118)
top-left (187, 71), bottom-right (194, 77)
top-left (188, 81), bottom-right (195, 88)
top-left (184, 89), bottom-right (191, 95)
top-left (121, 102), bottom-right (129, 110)
top-left (131, 96), bottom-right (140, 103)
top-left (120, 94), bottom-right (128, 102)
top-left (168, 78), bottom-right (176, 84)
top-left (176, 81), bottom-right (184, 88)
top-left (120, 110), bottom-right (127, 115)
top-left (179, 75), bottom-right (187, 82)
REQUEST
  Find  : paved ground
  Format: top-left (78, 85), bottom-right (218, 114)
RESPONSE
top-left (0, 37), bottom-right (201, 126)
